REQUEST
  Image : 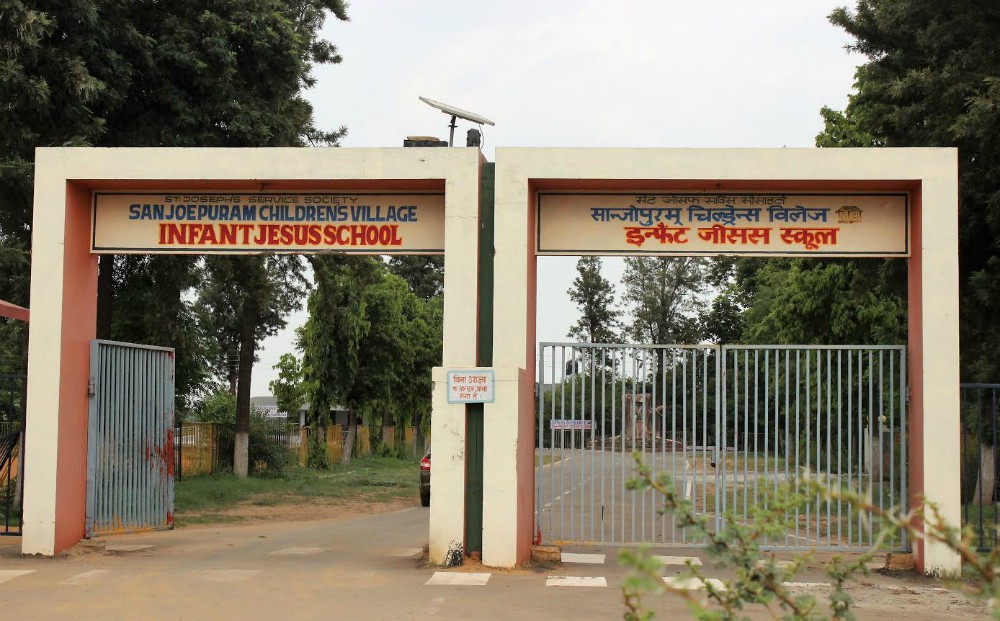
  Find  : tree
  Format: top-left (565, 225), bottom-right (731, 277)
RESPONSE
top-left (621, 257), bottom-right (709, 345)
top-left (302, 256), bottom-right (441, 464)
top-left (0, 0), bottom-right (135, 363)
top-left (109, 255), bottom-right (210, 416)
top-left (823, 0), bottom-right (1000, 380)
top-left (735, 259), bottom-right (906, 345)
top-left (395, 291), bottom-right (443, 453)
top-left (1, 0), bottom-right (351, 462)
top-left (198, 255), bottom-right (308, 477)
top-left (387, 256), bottom-right (445, 299)
top-left (269, 353), bottom-right (310, 420)
top-left (301, 255), bottom-right (381, 465)
top-left (567, 256), bottom-right (620, 344)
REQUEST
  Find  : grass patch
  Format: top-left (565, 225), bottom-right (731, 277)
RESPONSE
top-left (174, 456), bottom-right (420, 525)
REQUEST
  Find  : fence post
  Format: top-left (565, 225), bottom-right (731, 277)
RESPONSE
top-left (177, 420), bottom-right (182, 482)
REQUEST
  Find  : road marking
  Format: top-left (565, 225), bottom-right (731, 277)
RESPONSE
top-left (546, 576), bottom-right (607, 587)
top-left (0, 570), bottom-right (34, 585)
top-left (106, 544), bottom-right (154, 552)
top-left (561, 552), bottom-right (605, 564)
top-left (425, 572), bottom-right (491, 586)
top-left (783, 581), bottom-right (830, 588)
top-left (541, 455), bottom-right (572, 470)
top-left (63, 569), bottom-right (110, 584)
top-left (199, 570), bottom-right (262, 583)
top-left (654, 555), bottom-right (703, 566)
top-left (269, 547), bottom-right (325, 556)
top-left (664, 577), bottom-right (727, 591)
top-left (756, 559), bottom-right (796, 570)
top-left (390, 548), bottom-right (424, 558)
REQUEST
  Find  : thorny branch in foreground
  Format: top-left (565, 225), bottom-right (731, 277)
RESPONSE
top-left (621, 453), bottom-right (999, 620)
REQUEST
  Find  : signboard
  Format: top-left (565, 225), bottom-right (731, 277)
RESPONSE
top-left (537, 192), bottom-right (909, 257)
top-left (447, 370), bottom-right (495, 404)
top-left (550, 419), bottom-right (593, 430)
top-left (91, 192), bottom-right (445, 254)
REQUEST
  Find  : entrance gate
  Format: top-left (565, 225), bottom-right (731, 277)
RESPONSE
top-left (86, 340), bottom-right (175, 537)
top-left (536, 342), bottom-right (908, 551)
top-left (1, 373), bottom-right (26, 536)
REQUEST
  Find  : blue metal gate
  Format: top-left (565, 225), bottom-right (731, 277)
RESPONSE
top-left (86, 340), bottom-right (175, 537)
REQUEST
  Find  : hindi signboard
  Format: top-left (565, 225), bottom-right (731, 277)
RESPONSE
top-left (447, 370), bottom-right (495, 404)
top-left (537, 192), bottom-right (909, 257)
top-left (92, 192), bottom-right (445, 254)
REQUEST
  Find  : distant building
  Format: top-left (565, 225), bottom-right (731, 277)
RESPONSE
top-left (250, 396), bottom-right (350, 427)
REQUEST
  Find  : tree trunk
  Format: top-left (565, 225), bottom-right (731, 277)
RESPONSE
top-left (341, 411), bottom-right (357, 464)
top-left (233, 298), bottom-right (257, 478)
top-left (414, 410), bottom-right (425, 456)
top-left (96, 255), bottom-right (114, 340)
top-left (973, 443), bottom-right (996, 505)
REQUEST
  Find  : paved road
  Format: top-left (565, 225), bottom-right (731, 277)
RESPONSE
top-left (0, 507), bottom-right (981, 620)
top-left (537, 449), bottom-right (891, 549)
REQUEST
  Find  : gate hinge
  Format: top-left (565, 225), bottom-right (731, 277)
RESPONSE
top-left (88, 381), bottom-right (96, 397)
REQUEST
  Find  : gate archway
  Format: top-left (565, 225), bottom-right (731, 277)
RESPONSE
top-left (490, 147), bottom-right (960, 575)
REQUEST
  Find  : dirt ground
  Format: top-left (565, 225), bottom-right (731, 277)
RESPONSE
top-left (179, 495), bottom-right (420, 526)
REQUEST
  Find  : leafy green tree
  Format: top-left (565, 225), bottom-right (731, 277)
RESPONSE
top-left (0, 0), bottom-right (134, 365)
top-left (301, 255), bottom-right (381, 464)
top-left (739, 259), bottom-right (906, 345)
top-left (387, 256), bottom-right (445, 299)
top-left (108, 255), bottom-right (210, 415)
top-left (0, 0), bottom-right (351, 459)
top-left (196, 389), bottom-right (238, 426)
top-left (302, 256), bottom-right (440, 464)
top-left (621, 257), bottom-right (709, 345)
top-left (567, 256), bottom-right (620, 344)
top-left (198, 255), bottom-right (308, 477)
top-left (269, 353), bottom-right (310, 420)
top-left (395, 293), bottom-right (443, 453)
top-left (823, 0), bottom-right (1000, 379)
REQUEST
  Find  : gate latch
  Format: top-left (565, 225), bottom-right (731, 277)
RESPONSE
top-left (88, 381), bottom-right (96, 397)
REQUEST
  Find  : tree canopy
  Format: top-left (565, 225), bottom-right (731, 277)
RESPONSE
top-left (818, 0), bottom-right (1000, 376)
top-left (621, 257), bottom-right (709, 345)
top-left (0, 1), bottom-right (351, 474)
top-left (567, 256), bottom-right (620, 344)
top-left (299, 256), bottom-right (441, 464)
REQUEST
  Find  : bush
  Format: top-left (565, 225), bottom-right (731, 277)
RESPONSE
top-left (248, 416), bottom-right (288, 476)
top-left (195, 390), bottom-right (288, 476)
top-left (621, 453), bottom-right (1000, 620)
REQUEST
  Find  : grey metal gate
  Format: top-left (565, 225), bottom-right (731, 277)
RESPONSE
top-left (86, 340), bottom-right (175, 537)
top-left (535, 343), bottom-right (908, 551)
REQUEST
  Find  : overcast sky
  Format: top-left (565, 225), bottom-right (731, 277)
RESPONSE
top-left (251, 0), bottom-right (862, 396)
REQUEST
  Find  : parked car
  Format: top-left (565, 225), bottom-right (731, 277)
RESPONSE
top-left (419, 448), bottom-right (431, 507)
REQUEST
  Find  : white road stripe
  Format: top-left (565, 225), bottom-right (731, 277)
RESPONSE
top-left (561, 552), bottom-right (605, 564)
top-left (546, 576), bottom-right (607, 587)
top-left (655, 555), bottom-right (703, 566)
top-left (425, 572), bottom-right (491, 586)
top-left (63, 569), bottom-right (110, 584)
top-left (268, 547), bottom-right (325, 556)
top-left (106, 544), bottom-right (154, 552)
top-left (783, 581), bottom-right (830, 588)
top-left (664, 577), bottom-right (727, 591)
top-left (0, 570), bottom-right (34, 585)
top-left (199, 570), bottom-right (262, 583)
